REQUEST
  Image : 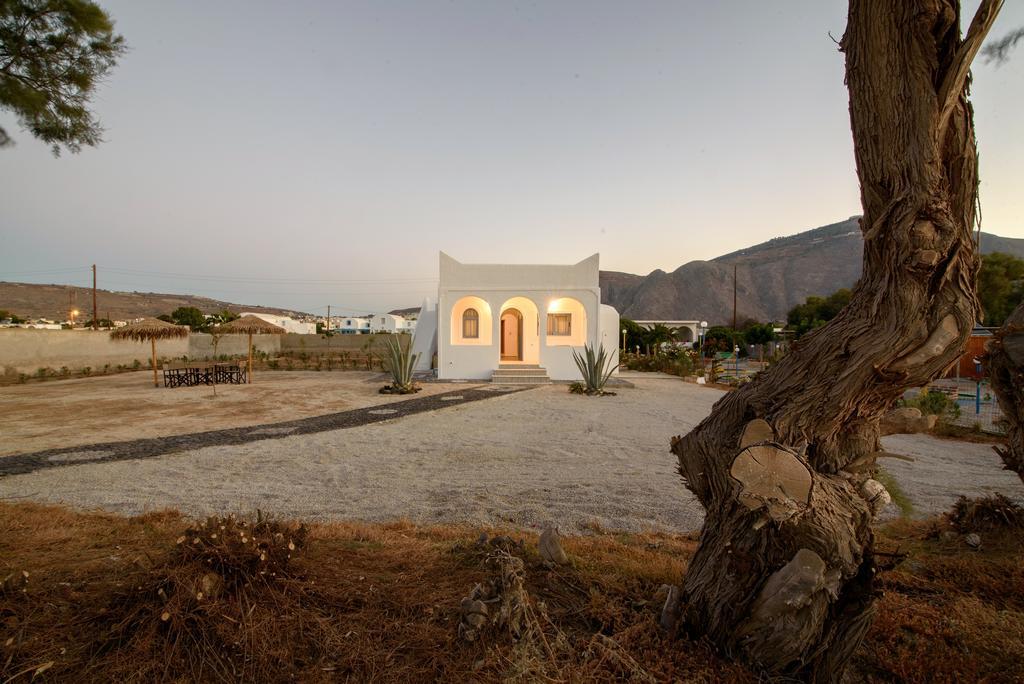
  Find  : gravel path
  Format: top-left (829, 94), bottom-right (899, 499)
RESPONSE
top-left (0, 385), bottom-right (526, 476)
top-left (1, 378), bottom-right (1020, 533)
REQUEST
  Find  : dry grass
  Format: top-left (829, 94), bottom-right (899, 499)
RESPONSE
top-left (1, 501), bottom-right (1022, 683)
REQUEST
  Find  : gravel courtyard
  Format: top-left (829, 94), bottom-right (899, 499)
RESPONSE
top-left (1, 374), bottom-right (1021, 533)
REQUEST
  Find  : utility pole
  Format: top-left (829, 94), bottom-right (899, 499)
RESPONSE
top-left (327, 305), bottom-right (331, 349)
top-left (92, 264), bottom-right (98, 330)
top-left (732, 263), bottom-right (737, 330)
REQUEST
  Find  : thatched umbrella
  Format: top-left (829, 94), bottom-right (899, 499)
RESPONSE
top-left (110, 318), bottom-right (189, 387)
top-left (214, 315), bottom-right (285, 383)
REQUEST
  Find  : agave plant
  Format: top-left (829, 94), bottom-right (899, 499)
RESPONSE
top-left (381, 336), bottom-right (421, 393)
top-left (571, 343), bottom-right (619, 395)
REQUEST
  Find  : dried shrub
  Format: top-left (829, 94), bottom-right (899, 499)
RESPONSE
top-left (947, 493), bottom-right (1024, 532)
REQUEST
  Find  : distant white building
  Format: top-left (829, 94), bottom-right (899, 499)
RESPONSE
top-left (334, 316), bottom-right (371, 334)
top-left (239, 312), bottom-right (315, 335)
top-left (632, 320), bottom-right (701, 343)
top-left (411, 252), bottom-right (620, 382)
top-left (368, 313), bottom-right (416, 334)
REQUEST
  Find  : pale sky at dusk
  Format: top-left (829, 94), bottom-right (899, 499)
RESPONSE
top-left (2, 1), bottom-right (1022, 315)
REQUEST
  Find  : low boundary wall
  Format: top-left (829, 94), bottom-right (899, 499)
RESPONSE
top-left (0, 329), bottom-right (280, 373)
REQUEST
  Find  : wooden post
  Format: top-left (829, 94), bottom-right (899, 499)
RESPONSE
top-left (151, 338), bottom-right (158, 387)
top-left (92, 264), bottom-right (98, 330)
top-left (248, 333), bottom-right (253, 384)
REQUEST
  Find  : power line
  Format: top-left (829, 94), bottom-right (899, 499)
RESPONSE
top-left (98, 265), bottom-right (438, 285)
top-left (0, 267), bottom-right (91, 277)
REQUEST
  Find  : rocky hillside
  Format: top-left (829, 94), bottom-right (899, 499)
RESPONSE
top-left (0, 281), bottom-right (308, 321)
top-left (601, 217), bottom-right (1024, 324)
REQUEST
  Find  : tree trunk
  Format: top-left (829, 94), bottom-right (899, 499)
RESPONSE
top-left (670, 1), bottom-right (1001, 680)
top-left (987, 302), bottom-right (1024, 483)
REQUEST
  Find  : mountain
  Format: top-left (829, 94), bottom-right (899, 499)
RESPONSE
top-left (600, 217), bottom-right (1024, 324)
top-left (0, 282), bottom-right (310, 321)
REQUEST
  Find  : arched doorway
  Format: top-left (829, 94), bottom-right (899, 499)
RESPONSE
top-left (500, 308), bottom-right (523, 361)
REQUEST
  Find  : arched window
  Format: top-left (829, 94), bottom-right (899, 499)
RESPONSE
top-left (462, 308), bottom-right (479, 338)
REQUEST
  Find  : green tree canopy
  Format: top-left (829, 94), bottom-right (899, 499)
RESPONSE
top-left (744, 323), bottom-right (776, 347)
top-left (978, 252), bottom-right (1024, 327)
top-left (619, 318), bottom-right (646, 351)
top-left (169, 307), bottom-right (208, 331)
top-left (703, 326), bottom-right (744, 355)
top-left (786, 288), bottom-right (852, 337)
top-left (0, 0), bottom-right (126, 153)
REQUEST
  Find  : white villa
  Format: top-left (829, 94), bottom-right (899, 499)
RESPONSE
top-left (632, 319), bottom-right (701, 343)
top-left (368, 313), bottom-right (416, 334)
top-left (411, 252), bottom-right (620, 382)
top-left (331, 314), bottom-right (415, 334)
top-left (239, 312), bottom-right (316, 335)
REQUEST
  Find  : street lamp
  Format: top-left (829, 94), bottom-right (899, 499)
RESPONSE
top-left (734, 344), bottom-right (740, 378)
top-left (699, 321), bottom-right (708, 375)
top-left (622, 328), bottom-right (627, 352)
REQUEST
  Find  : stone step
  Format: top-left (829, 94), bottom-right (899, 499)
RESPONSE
top-left (491, 376), bottom-right (551, 385)
top-left (491, 365), bottom-right (550, 385)
top-left (492, 368), bottom-right (550, 375)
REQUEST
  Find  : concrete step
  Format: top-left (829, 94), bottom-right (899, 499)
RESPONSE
top-left (491, 376), bottom-right (551, 385)
top-left (492, 366), bottom-right (550, 384)
top-left (498, 363), bottom-right (542, 369)
top-left (492, 368), bottom-right (550, 375)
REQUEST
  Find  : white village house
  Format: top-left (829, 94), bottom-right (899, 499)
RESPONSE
top-left (239, 312), bottom-right (316, 335)
top-left (411, 252), bottom-right (620, 382)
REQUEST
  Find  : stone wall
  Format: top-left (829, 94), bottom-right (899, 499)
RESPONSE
top-left (279, 332), bottom-right (409, 352)
top-left (0, 329), bottom-right (188, 373)
top-left (0, 329), bottom-right (280, 373)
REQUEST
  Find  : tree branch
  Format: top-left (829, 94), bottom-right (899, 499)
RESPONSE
top-left (937, 0), bottom-right (1005, 142)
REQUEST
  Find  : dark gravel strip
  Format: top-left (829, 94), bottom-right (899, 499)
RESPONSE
top-left (0, 385), bottom-right (532, 478)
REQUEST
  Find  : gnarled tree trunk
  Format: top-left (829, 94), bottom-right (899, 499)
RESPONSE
top-left (670, 1), bottom-right (1002, 680)
top-left (988, 301), bottom-right (1024, 483)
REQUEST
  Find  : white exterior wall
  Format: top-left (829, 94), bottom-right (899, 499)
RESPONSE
top-left (336, 317), bottom-right (371, 334)
top-left (633, 319), bottom-right (700, 343)
top-left (436, 252), bottom-right (618, 381)
top-left (410, 298), bottom-right (437, 371)
top-left (239, 312), bottom-right (315, 335)
top-left (599, 304), bottom-right (621, 373)
top-left (369, 313), bottom-right (407, 333)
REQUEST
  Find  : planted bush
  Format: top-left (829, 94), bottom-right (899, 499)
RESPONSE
top-left (571, 344), bottom-right (618, 396)
top-left (902, 389), bottom-right (961, 422)
top-left (380, 336), bottom-right (421, 394)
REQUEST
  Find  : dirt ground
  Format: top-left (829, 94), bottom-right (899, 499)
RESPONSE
top-left (1, 373), bottom-right (1021, 532)
top-left (1, 502), bottom-right (1021, 683)
top-left (0, 371), bottom-right (455, 457)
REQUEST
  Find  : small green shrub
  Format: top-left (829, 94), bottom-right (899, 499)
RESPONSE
top-left (380, 336), bottom-right (420, 392)
top-left (81, 366), bottom-right (92, 376)
top-left (571, 344), bottom-right (618, 396)
top-left (902, 389), bottom-right (961, 422)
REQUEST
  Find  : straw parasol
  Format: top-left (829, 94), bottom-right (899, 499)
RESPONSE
top-left (214, 315), bottom-right (286, 383)
top-left (110, 318), bottom-right (189, 387)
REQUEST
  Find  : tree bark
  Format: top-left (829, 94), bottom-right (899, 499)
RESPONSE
top-left (987, 302), bottom-right (1024, 483)
top-left (670, 1), bottom-right (1001, 680)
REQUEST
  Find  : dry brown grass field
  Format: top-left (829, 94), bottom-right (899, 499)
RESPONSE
top-left (1, 501), bottom-right (1021, 683)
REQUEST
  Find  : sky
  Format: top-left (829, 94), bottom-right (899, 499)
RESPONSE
top-left (2, 1), bottom-right (1022, 315)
